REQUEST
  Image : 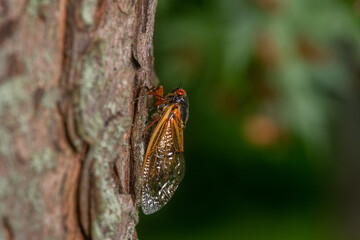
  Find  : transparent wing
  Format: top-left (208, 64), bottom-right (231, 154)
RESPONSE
top-left (141, 105), bottom-right (185, 215)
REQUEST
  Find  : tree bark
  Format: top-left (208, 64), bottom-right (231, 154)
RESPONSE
top-left (0, 0), bottom-right (157, 239)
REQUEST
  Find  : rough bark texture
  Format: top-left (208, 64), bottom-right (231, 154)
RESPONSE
top-left (0, 0), bottom-right (157, 239)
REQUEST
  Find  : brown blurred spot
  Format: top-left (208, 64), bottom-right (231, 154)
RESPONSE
top-left (253, 0), bottom-right (281, 12)
top-left (33, 88), bottom-right (44, 112)
top-left (176, 44), bottom-right (203, 75)
top-left (255, 34), bottom-right (279, 67)
top-left (2, 217), bottom-right (13, 240)
top-left (15, 136), bottom-right (30, 164)
top-left (212, 87), bottom-right (244, 116)
top-left (6, 54), bottom-right (25, 77)
top-left (94, 0), bottom-right (106, 29)
top-left (246, 60), bottom-right (276, 100)
top-left (297, 36), bottom-right (328, 63)
top-left (253, 76), bottom-right (276, 100)
top-left (0, 0), bottom-right (8, 17)
top-left (0, 54), bottom-right (25, 84)
top-left (355, 1), bottom-right (360, 15)
top-left (242, 115), bottom-right (280, 147)
top-left (0, 19), bottom-right (18, 47)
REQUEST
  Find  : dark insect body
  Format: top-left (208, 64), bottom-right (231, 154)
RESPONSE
top-left (141, 86), bottom-right (189, 215)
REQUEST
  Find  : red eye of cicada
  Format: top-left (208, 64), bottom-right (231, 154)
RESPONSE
top-left (176, 89), bottom-right (185, 96)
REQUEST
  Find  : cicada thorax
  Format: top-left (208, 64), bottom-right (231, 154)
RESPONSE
top-left (141, 87), bottom-right (188, 215)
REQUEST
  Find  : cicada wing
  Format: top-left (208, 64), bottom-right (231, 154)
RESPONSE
top-left (141, 106), bottom-right (185, 215)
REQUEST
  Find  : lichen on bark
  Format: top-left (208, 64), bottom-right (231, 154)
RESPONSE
top-left (0, 0), bottom-right (158, 239)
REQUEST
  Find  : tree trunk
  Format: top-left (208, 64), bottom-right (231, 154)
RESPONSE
top-left (0, 0), bottom-right (157, 239)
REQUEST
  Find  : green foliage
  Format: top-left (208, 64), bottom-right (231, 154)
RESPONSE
top-left (154, 0), bottom-right (360, 148)
top-left (138, 0), bottom-right (360, 239)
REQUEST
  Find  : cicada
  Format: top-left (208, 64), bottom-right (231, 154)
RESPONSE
top-left (141, 86), bottom-right (189, 215)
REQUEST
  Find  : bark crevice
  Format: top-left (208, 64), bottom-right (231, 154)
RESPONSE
top-left (0, 0), bottom-right (158, 239)
top-left (2, 217), bottom-right (13, 240)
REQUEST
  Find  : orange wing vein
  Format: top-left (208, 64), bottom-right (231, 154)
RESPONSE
top-left (141, 104), bottom-right (185, 215)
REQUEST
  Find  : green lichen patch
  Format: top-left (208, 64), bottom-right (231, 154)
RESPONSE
top-left (31, 148), bottom-right (55, 174)
top-left (0, 177), bottom-right (12, 199)
top-left (27, 179), bottom-right (44, 214)
top-left (77, 41), bottom-right (108, 143)
top-left (90, 146), bottom-right (123, 240)
top-left (0, 126), bottom-right (13, 159)
top-left (104, 102), bottom-right (117, 115)
top-left (41, 88), bottom-right (61, 109)
top-left (81, 0), bottom-right (98, 26)
top-left (0, 76), bottom-right (30, 114)
top-left (0, 75), bottom-right (31, 158)
top-left (85, 109), bottom-right (133, 239)
top-left (27, 0), bottom-right (51, 16)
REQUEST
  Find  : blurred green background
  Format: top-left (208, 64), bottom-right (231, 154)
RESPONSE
top-left (137, 0), bottom-right (360, 239)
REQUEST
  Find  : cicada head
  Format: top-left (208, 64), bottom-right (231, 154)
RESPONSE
top-left (166, 88), bottom-right (189, 127)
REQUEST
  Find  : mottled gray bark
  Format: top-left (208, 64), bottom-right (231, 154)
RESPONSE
top-left (0, 0), bottom-right (157, 239)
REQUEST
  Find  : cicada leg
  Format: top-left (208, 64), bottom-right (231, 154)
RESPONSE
top-left (143, 114), bottom-right (161, 134)
top-left (148, 86), bottom-right (170, 107)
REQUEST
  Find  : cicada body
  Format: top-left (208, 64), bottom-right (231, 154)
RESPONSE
top-left (141, 86), bottom-right (189, 215)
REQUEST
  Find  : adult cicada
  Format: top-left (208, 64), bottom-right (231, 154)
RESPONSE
top-left (141, 86), bottom-right (189, 215)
